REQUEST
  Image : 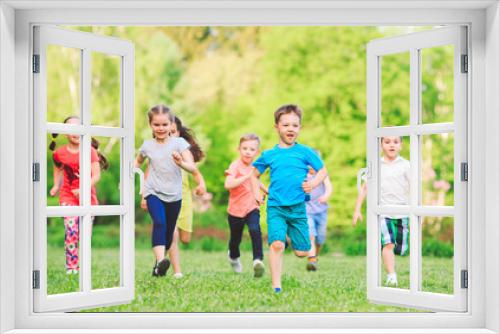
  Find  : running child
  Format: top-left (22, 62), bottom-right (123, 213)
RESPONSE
top-left (352, 136), bottom-right (410, 286)
top-left (224, 134), bottom-right (268, 278)
top-left (305, 161), bottom-right (333, 271)
top-left (135, 104), bottom-right (197, 277)
top-left (49, 115), bottom-right (109, 274)
top-left (252, 104), bottom-right (328, 292)
top-left (167, 116), bottom-right (207, 279)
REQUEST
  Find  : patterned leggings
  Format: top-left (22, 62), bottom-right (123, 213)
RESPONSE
top-left (64, 216), bottom-right (79, 270)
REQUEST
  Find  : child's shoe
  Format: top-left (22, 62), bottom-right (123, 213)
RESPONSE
top-left (274, 287), bottom-right (282, 293)
top-left (228, 254), bottom-right (242, 273)
top-left (253, 259), bottom-right (265, 278)
top-left (306, 256), bottom-right (318, 271)
top-left (173, 272), bottom-right (183, 279)
top-left (385, 273), bottom-right (398, 287)
top-left (152, 258), bottom-right (170, 277)
top-left (66, 269), bottom-right (78, 275)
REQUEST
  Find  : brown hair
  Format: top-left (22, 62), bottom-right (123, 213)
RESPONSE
top-left (174, 116), bottom-right (205, 163)
top-left (147, 104), bottom-right (175, 138)
top-left (239, 133), bottom-right (260, 147)
top-left (50, 115), bottom-right (109, 170)
top-left (274, 104), bottom-right (303, 124)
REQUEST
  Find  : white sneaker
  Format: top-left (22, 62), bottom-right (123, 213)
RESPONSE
top-left (253, 259), bottom-right (265, 278)
top-left (228, 253), bottom-right (243, 273)
top-left (66, 269), bottom-right (78, 275)
top-left (385, 273), bottom-right (398, 287)
top-left (173, 272), bottom-right (183, 279)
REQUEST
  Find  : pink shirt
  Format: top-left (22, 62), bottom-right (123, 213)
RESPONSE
top-left (225, 159), bottom-right (258, 218)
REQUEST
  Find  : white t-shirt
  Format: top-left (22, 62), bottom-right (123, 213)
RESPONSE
top-left (139, 137), bottom-right (190, 202)
top-left (380, 156), bottom-right (410, 219)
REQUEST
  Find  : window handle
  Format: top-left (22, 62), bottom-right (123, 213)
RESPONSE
top-left (130, 163), bottom-right (145, 195)
top-left (357, 167), bottom-right (368, 193)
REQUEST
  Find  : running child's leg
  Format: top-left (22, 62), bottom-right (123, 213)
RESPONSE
top-left (168, 228), bottom-right (181, 275)
top-left (228, 215), bottom-right (245, 260)
top-left (146, 195), bottom-right (167, 262)
top-left (315, 211), bottom-right (328, 257)
top-left (269, 240), bottom-right (285, 289)
top-left (246, 209), bottom-right (263, 261)
top-left (382, 243), bottom-right (396, 274)
top-left (64, 216), bottom-right (79, 272)
top-left (163, 200), bottom-right (182, 251)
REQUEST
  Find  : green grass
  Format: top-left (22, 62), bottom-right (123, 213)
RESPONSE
top-left (46, 247), bottom-right (453, 312)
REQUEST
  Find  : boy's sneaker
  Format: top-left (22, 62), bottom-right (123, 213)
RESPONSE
top-left (173, 272), bottom-right (183, 279)
top-left (385, 273), bottom-right (398, 287)
top-left (228, 254), bottom-right (242, 273)
top-left (152, 258), bottom-right (170, 277)
top-left (306, 256), bottom-right (318, 271)
top-left (274, 287), bottom-right (282, 293)
top-left (253, 259), bottom-right (265, 278)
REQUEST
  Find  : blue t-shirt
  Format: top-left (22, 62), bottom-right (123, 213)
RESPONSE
top-left (253, 143), bottom-right (324, 207)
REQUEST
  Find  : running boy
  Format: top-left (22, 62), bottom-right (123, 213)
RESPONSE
top-left (352, 136), bottom-right (410, 286)
top-left (252, 104), bottom-right (328, 292)
top-left (225, 134), bottom-right (267, 278)
top-left (305, 162), bottom-right (333, 271)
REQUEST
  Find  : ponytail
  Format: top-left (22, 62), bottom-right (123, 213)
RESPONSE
top-left (174, 116), bottom-right (205, 162)
top-left (91, 137), bottom-right (109, 170)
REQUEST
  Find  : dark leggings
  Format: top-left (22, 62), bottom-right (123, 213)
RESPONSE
top-left (146, 195), bottom-right (182, 250)
top-left (228, 209), bottom-right (263, 261)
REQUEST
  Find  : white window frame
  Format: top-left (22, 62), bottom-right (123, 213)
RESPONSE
top-left (0, 1), bottom-right (498, 333)
top-left (366, 26), bottom-right (468, 312)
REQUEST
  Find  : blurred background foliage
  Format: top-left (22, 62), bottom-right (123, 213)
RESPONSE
top-left (45, 26), bottom-right (455, 257)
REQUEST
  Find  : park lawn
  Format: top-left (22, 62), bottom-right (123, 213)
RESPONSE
top-left (46, 247), bottom-right (454, 313)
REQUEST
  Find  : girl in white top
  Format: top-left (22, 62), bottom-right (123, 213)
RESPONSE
top-left (135, 104), bottom-right (197, 277)
top-left (352, 136), bottom-right (410, 287)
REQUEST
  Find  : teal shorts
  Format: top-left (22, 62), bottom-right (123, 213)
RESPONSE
top-left (267, 203), bottom-right (311, 251)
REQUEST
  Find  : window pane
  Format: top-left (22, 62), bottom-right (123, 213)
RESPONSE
top-left (421, 133), bottom-right (454, 206)
top-left (90, 136), bottom-right (121, 206)
top-left (47, 217), bottom-right (81, 295)
top-left (46, 45), bottom-right (81, 124)
top-left (92, 216), bottom-right (121, 290)
top-left (421, 45), bottom-right (454, 124)
top-left (421, 216), bottom-right (454, 294)
top-left (380, 52), bottom-right (410, 127)
top-left (91, 52), bottom-right (121, 127)
top-left (46, 132), bottom-right (82, 207)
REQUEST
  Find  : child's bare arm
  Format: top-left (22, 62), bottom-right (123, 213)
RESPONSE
top-left (259, 182), bottom-right (269, 195)
top-left (193, 168), bottom-right (207, 196)
top-left (90, 161), bottom-right (101, 186)
top-left (50, 166), bottom-right (63, 196)
top-left (310, 167), bottom-right (328, 188)
top-left (251, 169), bottom-right (264, 205)
top-left (318, 175), bottom-right (332, 203)
top-left (224, 169), bottom-right (253, 189)
top-left (135, 153), bottom-right (145, 168)
top-left (174, 150), bottom-right (196, 173)
top-left (352, 183), bottom-right (367, 226)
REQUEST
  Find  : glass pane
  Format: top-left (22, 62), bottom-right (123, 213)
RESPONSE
top-left (91, 52), bottom-right (121, 127)
top-left (421, 45), bottom-right (454, 124)
top-left (92, 216), bottom-right (121, 290)
top-left (46, 45), bottom-right (81, 124)
top-left (421, 133), bottom-right (454, 206)
top-left (421, 216), bottom-right (454, 294)
top-left (47, 132), bottom-right (82, 207)
top-left (378, 215), bottom-right (410, 290)
top-left (380, 52), bottom-right (410, 127)
top-left (90, 136), bottom-right (121, 206)
top-left (378, 136), bottom-right (410, 207)
top-left (47, 216), bottom-right (81, 295)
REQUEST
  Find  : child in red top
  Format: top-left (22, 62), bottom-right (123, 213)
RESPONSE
top-left (224, 134), bottom-right (268, 277)
top-left (49, 116), bottom-right (108, 274)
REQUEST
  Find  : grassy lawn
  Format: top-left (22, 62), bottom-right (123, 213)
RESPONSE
top-left (46, 246), bottom-right (453, 313)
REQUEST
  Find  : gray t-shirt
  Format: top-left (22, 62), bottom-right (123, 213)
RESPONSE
top-left (139, 137), bottom-right (190, 202)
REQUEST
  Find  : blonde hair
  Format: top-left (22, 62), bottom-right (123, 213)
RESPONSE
top-left (239, 133), bottom-right (260, 147)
